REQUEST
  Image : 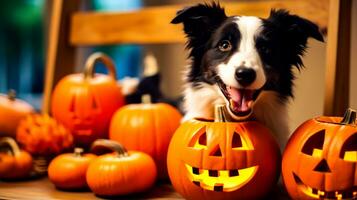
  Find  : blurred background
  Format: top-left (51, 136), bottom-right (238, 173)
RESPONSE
top-left (0, 0), bottom-right (356, 132)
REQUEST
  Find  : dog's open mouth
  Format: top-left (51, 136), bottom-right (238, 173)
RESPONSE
top-left (217, 79), bottom-right (261, 117)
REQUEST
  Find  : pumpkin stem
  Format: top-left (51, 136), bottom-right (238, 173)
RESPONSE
top-left (7, 89), bottom-right (16, 101)
top-left (0, 137), bottom-right (21, 156)
top-left (90, 139), bottom-right (128, 157)
top-left (341, 108), bottom-right (356, 125)
top-left (84, 52), bottom-right (117, 80)
top-left (142, 94), bottom-right (152, 104)
top-left (214, 104), bottom-right (232, 122)
top-left (73, 148), bottom-right (84, 157)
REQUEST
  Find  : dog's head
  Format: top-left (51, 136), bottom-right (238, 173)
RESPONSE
top-left (172, 2), bottom-right (323, 119)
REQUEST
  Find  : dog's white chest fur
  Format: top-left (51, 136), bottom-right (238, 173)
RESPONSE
top-left (183, 83), bottom-right (290, 149)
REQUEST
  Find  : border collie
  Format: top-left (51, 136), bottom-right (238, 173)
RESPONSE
top-left (171, 2), bottom-right (323, 148)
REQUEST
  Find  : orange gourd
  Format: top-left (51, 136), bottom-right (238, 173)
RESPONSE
top-left (0, 137), bottom-right (33, 179)
top-left (51, 53), bottom-right (125, 147)
top-left (0, 90), bottom-right (34, 137)
top-left (109, 95), bottom-right (182, 179)
top-left (48, 148), bottom-right (96, 190)
top-left (16, 114), bottom-right (73, 156)
top-left (282, 108), bottom-right (357, 200)
top-left (167, 105), bottom-right (281, 200)
top-left (86, 139), bottom-right (157, 196)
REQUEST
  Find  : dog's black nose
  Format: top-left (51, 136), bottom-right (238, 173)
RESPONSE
top-left (235, 68), bottom-right (256, 87)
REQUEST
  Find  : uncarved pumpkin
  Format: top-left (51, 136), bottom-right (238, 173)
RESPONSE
top-left (51, 53), bottom-right (124, 147)
top-left (86, 139), bottom-right (157, 196)
top-left (109, 95), bottom-right (182, 179)
top-left (16, 114), bottom-right (73, 156)
top-left (48, 148), bottom-right (96, 190)
top-left (0, 137), bottom-right (33, 180)
top-left (167, 105), bottom-right (281, 200)
top-left (282, 108), bottom-right (357, 200)
top-left (0, 90), bottom-right (34, 137)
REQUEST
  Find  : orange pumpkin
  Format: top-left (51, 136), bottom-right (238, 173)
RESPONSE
top-left (51, 53), bottom-right (125, 147)
top-left (16, 114), bottom-right (73, 156)
top-left (109, 95), bottom-right (182, 179)
top-left (0, 137), bottom-right (33, 179)
top-left (0, 90), bottom-right (34, 137)
top-left (48, 148), bottom-right (96, 190)
top-left (86, 139), bottom-right (157, 196)
top-left (167, 105), bottom-right (281, 200)
top-left (282, 108), bottom-right (357, 200)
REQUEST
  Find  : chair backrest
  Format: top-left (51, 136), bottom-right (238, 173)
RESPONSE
top-left (43, 0), bottom-right (351, 117)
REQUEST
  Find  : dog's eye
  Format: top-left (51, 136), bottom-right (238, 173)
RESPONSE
top-left (218, 40), bottom-right (232, 52)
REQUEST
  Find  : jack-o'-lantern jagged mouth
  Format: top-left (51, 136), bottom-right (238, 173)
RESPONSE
top-left (185, 164), bottom-right (258, 192)
top-left (293, 173), bottom-right (357, 199)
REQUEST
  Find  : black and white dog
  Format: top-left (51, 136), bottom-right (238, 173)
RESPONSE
top-left (172, 2), bottom-right (323, 148)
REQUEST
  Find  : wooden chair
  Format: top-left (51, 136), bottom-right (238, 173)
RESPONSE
top-left (43, 0), bottom-right (352, 117)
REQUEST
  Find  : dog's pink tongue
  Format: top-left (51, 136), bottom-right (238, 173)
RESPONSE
top-left (227, 87), bottom-right (254, 112)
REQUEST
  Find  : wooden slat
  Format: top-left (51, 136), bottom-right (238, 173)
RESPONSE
top-left (323, 0), bottom-right (352, 116)
top-left (42, 0), bottom-right (81, 114)
top-left (70, 0), bottom-right (329, 46)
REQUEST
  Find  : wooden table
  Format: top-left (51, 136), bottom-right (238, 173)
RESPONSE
top-left (0, 178), bottom-right (181, 200)
top-left (0, 177), bottom-right (291, 200)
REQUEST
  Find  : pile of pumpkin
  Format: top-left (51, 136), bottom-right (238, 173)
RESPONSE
top-left (0, 52), bottom-right (182, 195)
top-left (0, 52), bottom-right (356, 200)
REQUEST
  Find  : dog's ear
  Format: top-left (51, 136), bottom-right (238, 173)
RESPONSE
top-left (265, 9), bottom-right (324, 68)
top-left (267, 9), bottom-right (323, 42)
top-left (171, 2), bottom-right (227, 46)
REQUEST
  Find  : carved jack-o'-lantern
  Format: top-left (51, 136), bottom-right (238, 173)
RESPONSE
top-left (167, 105), bottom-right (281, 200)
top-left (51, 53), bottom-right (125, 147)
top-left (282, 108), bottom-right (357, 200)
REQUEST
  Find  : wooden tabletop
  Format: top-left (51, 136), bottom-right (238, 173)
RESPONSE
top-left (0, 177), bottom-right (291, 200)
top-left (0, 178), bottom-right (182, 200)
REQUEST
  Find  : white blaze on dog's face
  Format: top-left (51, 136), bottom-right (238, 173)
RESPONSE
top-left (171, 3), bottom-right (324, 121)
top-left (216, 16), bottom-right (266, 119)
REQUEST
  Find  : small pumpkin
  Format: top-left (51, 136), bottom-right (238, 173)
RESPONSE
top-left (51, 52), bottom-right (125, 147)
top-left (0, 137), bottom-right (33, 179)
top-left (0, 90), bottom-right (34, 137)
top-left (16, 114), bottom-right (73, 156)
top-left (282, 108), bottom-right (357, 200)
top-left (86, 139), bottom-right (157, 196)
top-left (109, 95), bottom-right (182, 179)
top-left (167, 105), bottom-right (281, 200)
top-left (48, 148), bottom-right (96, 190)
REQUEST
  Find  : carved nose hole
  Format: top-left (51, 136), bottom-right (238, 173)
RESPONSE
top-left (92, 96), bottom-right (98, 109)
top-left (314, 159), bottom-right (331, 172)
top-left (69, 95), bottom-right (76, 112)
top-left (210, 145), bottom-right (222, 157)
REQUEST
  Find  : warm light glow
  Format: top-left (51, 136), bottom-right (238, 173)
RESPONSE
top-left (185, 164), bottom-right (258, 192)
top-left (343, 151), bottom-right (357, 162)
top-left (232, 135), bottom-right (251, 150)
top-left (193, 139), bottom-right (207, 149)
top-left (294, 173), bottom-right (357, 199)
top-left (312, 148), bottom-right (322, 157)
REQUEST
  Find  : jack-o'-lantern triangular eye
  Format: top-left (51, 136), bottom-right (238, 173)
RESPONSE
top-left (302, 130), bottom-right (325, 157)
top-left (340, 133), bottom-right (357, 162)
top-left (188, 126), bottom-right (207, 149)
top-left (198, 132), bottom-right (207, 146)
top-left (232, 132), bottom-right (242, 148)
